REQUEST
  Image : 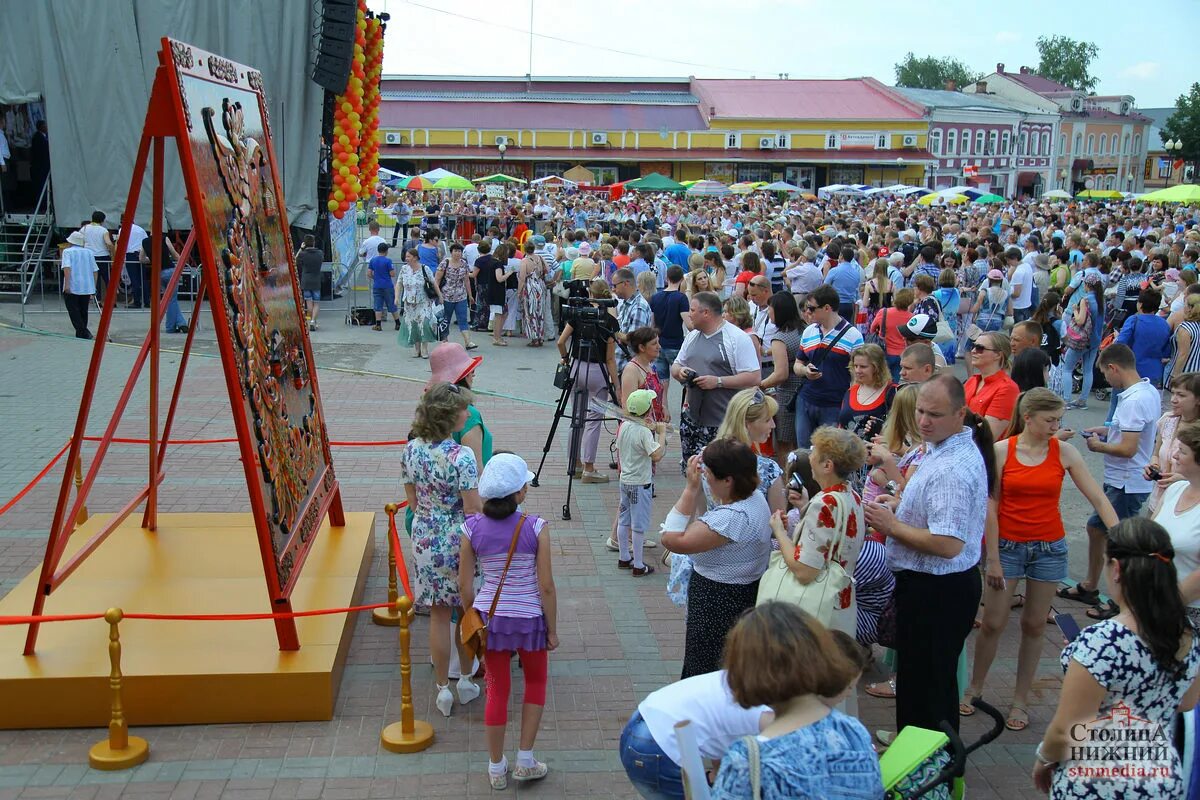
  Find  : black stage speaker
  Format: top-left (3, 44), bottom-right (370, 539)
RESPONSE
top-left (312, 0), bottom-right (356, 93)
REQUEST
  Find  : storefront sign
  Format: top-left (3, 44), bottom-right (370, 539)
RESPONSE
top-left (705, 162), bottom-right (735, 183)
top-left (840, 132), bottom-right (878, 149)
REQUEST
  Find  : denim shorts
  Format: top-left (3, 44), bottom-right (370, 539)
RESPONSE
top-left (1087, 484), bottom-right (1148, 531)
top-left (998, 537), bottom-right (1068, 583)
top-left (372, 287), bottom-right (396, 313)
top-left (302, 289), bottom-right (320, 302)
top-left (619, 711), bottom-right (684, 800)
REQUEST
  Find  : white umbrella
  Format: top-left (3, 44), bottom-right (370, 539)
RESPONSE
top-left (898, 186), bottom-right (932, 197)
top-left (420, 167), bottom-right (465, 183)
top-left (1041, 189), bottom-right (1071, 199)
top-left (686, 180), bottom-right (731, 196)
top-left (760, 181), bottom-right (801, 193)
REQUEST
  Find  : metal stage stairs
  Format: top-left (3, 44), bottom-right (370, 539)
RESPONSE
top-left (0, 179), bottom-right (55, 303)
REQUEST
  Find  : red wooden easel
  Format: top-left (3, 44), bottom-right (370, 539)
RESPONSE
top-left (24, 39), bottom-right (344, 655)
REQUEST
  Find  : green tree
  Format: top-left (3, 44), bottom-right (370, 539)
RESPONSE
top-left (894, 53), bottom-right (981, 91)
top-left (1034, 35), bottom-right (1100, 93)
top-left (1164, 82), bottom-right (1200, 167)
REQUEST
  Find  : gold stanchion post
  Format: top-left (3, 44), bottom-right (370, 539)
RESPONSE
top-left (380, 595), bottom-right (434, 753)
top-left (73, 455), bottom-right (89, 527)
top-left (372, 503), bottom-right (403, 626)
top-left (88, 608), bottom-right (150, 770)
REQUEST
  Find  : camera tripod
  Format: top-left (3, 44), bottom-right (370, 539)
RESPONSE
top-left (531, 337), bottom-right (620, 521)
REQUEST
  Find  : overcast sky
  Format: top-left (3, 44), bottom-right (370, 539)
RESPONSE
top-left (378, 0), bottom-right (1195, 108)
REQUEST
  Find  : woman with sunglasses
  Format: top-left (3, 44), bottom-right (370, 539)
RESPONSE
top-left (965, 332), bottom-right (1020, 440)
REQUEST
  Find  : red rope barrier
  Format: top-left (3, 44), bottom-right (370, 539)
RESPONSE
top-left (0, 612), bottom-right (107, 625)
top-left (388, 510), bottom-right (414, 600)
top-left (0, 442), bottom-right (70, 517)
top-left (0, 602), bottom-right (397, 626)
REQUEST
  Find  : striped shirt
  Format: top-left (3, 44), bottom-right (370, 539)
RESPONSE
top-left (797, 320), bottom-right (863, 406)
top-left (691, 491), bottom-right (773, 585)
top-left (854, 539), bottom-right (894, 646)
top-left (466, 513), bottom-right (545, 619)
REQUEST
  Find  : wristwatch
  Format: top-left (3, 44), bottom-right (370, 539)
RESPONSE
top-left (716, 377), bottom-right (724, 389)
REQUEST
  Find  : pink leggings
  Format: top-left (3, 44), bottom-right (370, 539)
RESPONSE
top-left (483, 648), bottom-right (548, 726)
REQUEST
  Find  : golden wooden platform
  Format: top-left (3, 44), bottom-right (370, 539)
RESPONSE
top-left (0, 511), bottom-right (375, 729)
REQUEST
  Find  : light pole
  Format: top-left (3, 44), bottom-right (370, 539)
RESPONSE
top-left (1059, 169), bottom-right (1068, 191)
top-left (896, 156), bottom-right (905, 186)
top-left (498, 142), bottom-right (507, 174)
top-left (1165, 138), bottom-right (1183, 186)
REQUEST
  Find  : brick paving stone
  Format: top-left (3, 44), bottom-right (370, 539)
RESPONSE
top-left (0, 312), bottom-right (1123, 798)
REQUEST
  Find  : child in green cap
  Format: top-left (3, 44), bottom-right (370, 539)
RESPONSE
top-left (616, 388), bottom-right (668, 576)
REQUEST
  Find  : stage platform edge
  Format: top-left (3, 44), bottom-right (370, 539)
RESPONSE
top-left (0, 511), bottom-right (375, 729)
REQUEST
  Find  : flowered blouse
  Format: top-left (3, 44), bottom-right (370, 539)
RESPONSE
top-left (792, 484), bottom-right (865, 636)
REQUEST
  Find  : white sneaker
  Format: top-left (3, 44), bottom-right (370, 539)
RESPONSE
top-left (513, 759), bottom-right (548, 782)
top-left (457, 676), bottom-right (481, 705)
top-left (435, 684), bottom-right (454, 717)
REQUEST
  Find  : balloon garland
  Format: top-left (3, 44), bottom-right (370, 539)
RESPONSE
top-left (327, 1), bottom-right (384, 218)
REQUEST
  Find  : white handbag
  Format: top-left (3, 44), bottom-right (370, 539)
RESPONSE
top-left (756, 492), bottom-right (850, 628)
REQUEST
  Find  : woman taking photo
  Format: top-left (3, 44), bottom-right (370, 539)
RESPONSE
top-left (711, 603), bottom-right (880, 799)
top-left (964, 332), bottom-right (1020, 440)
top-left (1033, 518), bottom-right (1200, 798)
top-left (759, 292), bottom-right (804, 458)
top-left (399, 383), bottom-right (482, 717)
top-left (1153, 422), bottom-right (1200, 628)
top-left (517, 240), bottom-right (549, 347)
top-left (620, 326), bottom-right (667, 423)
top-left (556, 279), bottom-right (619, 484)
top-left (661, 439), bottom-right (772, 679)
top-left (397, 247), bottom-right (442, 359)
top-left (1147, 372), bottom-right (1200, 515)
top-left (459, 454), bottom-right (557, 789)
top-left (713, 388), bottom-right (786, 513)
top-left (768, 427), bottom-right (867, 638)
top-left (963, 389), bottom-right (1117, 733)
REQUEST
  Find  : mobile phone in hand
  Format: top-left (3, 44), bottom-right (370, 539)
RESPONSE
top-left (1081, 431), bottom-right (1094, 439)
top-left (1055, 612), bottom-right (1082, 643)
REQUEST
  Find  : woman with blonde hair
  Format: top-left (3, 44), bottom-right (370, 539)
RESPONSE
top-left (722, 295), bottom-right (754, 335)
top-left (963, 388), bottom-right (1116, 732)
top-left (860, 257), bottom-right (895, 335)
top-left (838, 343), bottom-right (894, 445)
top-left (965, 331), bottom-right (1020, 440)
top-left (636, 269), bottom-right (656, 304)
top-left (714, 387), bottom-right (786, 514)
top-left (400, 382), bottom-right (483, 717)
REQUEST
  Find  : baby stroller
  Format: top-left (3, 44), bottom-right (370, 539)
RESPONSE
top-left (880, 698), bottom-right (1005, 798)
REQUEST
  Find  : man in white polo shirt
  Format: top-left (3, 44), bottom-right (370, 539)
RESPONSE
top-left (1065, 343), bottom-right (1159, 619)
top-left (119, 217), bottom-right (149, 308)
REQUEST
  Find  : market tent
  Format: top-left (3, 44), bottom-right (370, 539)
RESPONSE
top-left (563, 164), bottom-right (596, 185)
top-left (898, 186), bottom-right (932, 197)
top-left (625, 173), bottom-right (685, 192)
top-left (420, 167), bottom-right (464, 183)
top-left (1138, 184), bottom-right (1200, 204)
top-left (398, 175), bottom-right (435, 191)
top-left (730, 181), bottom-right (767, 194)
top-left (918, 192), bottom-right (967, 206)
top-left (972, 194), bottom-right (1005, 204)
top-left (379, 167), bottom-right (407, 181)
top-left (530, 175), bottom-right (577, 188)
top-left (475, 173), bottom-right (527, 184)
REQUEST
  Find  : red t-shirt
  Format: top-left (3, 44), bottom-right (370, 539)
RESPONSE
top-left (964, 370), bottom-right (1020, 423)
top-left (869, 308), bottom-right (912, 356)
top-left (613, 253), bottom-right (631, 269)
top-left (735, 270), bottom-right (758, 287)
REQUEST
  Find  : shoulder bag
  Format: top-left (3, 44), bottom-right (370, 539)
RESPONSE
top-left (460, 513), bottom-right (527, 660)
top-left (1064, 298), bottom-right (1092, 351)
top-left (742, 735), bottom-right (763, 800)
top-left (756, 491), bottom-right (851, 628)
top-left (931, 294), bottom-right (955, 344)
top-left (422, 265), bottom-right (438, 300)
top-left (785, 321), bottom-right (852, 413)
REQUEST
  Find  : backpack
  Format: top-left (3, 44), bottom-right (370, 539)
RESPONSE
top-left (1064, 299), bottom-right (1093, 350)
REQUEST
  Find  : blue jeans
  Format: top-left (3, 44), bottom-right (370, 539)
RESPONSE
top-left (654, 347), bottom-right (680, 382)
top-left (793, 395), bottom-right (841, 449)
top-left (619, 711), bottom-right (685, 800)
top-left (160, 269), bottom-right (186, 331)
top-left (886, 354), bottom-right (901, 383)
top-left (1059, 344), bottom-right (1098, 405)
top-left (444, 298), bottom-right (469, 331)
top-left (1088, 484), bottom-right (1148, 531)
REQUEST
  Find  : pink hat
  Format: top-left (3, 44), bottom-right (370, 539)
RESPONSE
top-left (426, 342), bottom-right (482, 390)
top-left (987, 269), bottom-right (1005, 280)
top-left (578, 241), bottom-right (592, 255)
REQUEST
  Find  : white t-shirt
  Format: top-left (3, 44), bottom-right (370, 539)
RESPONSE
top-left (122, 224), bottom-right (148, 255)
top-left (359, 234), bottom-right (387, 261)
top-left (1104, 378), bottom-right (1161, 494)
top-left (674, 321), bottom-right (761, 377)
top-left (1153, 480), bottom-right (1200, 609)
top-left (637, 670), bottom-right (769, 764)
top-left (617, 422), bottom-right (662, 486)
top-left (463, 242), bottom-right (480, 268)
top-left (1010, 262), bottom-right (1035, 310)
top-left (80, 223), bottom-right (111, 258)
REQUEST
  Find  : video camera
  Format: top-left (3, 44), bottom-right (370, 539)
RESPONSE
top-left (562, 296), bottom-right (621, 359)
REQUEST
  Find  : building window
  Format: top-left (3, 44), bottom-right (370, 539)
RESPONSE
top-left (1158, 158), bottom-right (1172, 178)
top-left (1123, 133), bottom-right (1131, 154)
top-left (976, 130), bottom-right (986, 155)
top-left (930, 129), bottom-right (942, 155)
top-left (1019, 131), bottom-right (1028, 155)
top-left (946, 129), bottom-right (957, 155)
top-left (1134, 133), bottom-right (1142, 153)
top-left (1074, 132), bottom-right (1082, 154)
top-left (776, 133), bottom-right (789, 149)
top-left (1032, 133), bottom-right (1040, 155)
top-left (727, 132), bottom-right (740, 148)
top-left (877, 133), bottom-right (888, 149)
top-left (1041, 132), bottom-right (1050, 156)
top-left (1099, 134), bottom-right (1107, 155)
top-left (987, 131), bottom-right (998, 155)
top-left (1086, 134), bottom-right (1094, 154)
top-left (826, 133), bottom-right (839, 149)
top-left (1002, 131), bottom-right (1011, 155)
top-left (961, 129), bottom-right (971, 155)
top-left (1059, 134), bottom-right (1066, 155)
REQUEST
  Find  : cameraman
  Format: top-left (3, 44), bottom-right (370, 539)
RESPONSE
top-left (557, 278), bottom-right (620, 484)
top-left (670, 291), bottom-right (760, 471)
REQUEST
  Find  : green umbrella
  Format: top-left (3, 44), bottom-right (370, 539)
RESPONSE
top-left (972, 193), bottom-right (1005, 204)
top-left (625, 173), bottom-right (685, 193)
top-left (473, 173), bottom-right (527, 184)
top-left (433, 175), bottom-right (474, 191)
top-left (1139, 184), bottom-right (1200, 204)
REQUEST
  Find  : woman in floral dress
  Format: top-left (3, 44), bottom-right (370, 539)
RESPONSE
top-left (399, 382), bottom-right (483, 718)
top-left (397, 248), bottom-right (441, 358)
top-left (518, 240), bottom-right (548, 346)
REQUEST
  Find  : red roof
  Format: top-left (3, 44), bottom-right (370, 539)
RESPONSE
top-left (691, 78), bottom-right (924, 121)
top-left (382, 145), bottom-right (936, 164)
top-left (379, 100), bottom-right (706, 132)
top-left (1003, 70), bottom-right (1071, 94)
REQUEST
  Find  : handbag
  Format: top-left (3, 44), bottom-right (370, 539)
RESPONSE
top-left (459, 513), bottom-right (527, 660)
top-left (756, 491), bottom-right (851, 628)
top-left (421, 266), bottom-right (438, 300)
top-left (931, 294), bottom-right (954, 344)
top-left (742, 735), bottom-right (762, 800)
top-left (553, 360), bottom-right (572, 390)
top-left (1064, 300), bottom-right (1092, 350)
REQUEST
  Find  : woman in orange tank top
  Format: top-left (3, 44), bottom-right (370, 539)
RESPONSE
top-left (960, 389), bottom-right (1117, 732)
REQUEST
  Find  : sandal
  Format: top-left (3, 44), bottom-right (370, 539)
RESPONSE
top-left (865, 678), bottom-right (896, 699)
top-left (632, 564), bottom-right (656, 577)
top-left (1087, 600), bottom-right (1120, 620)
top-left (1005, 706), bottom-right (1030, 732)
top-left (1011, 593), bottom-right (1025, 609)
top-left (959, 692), bottom-right (980, 717)
top-left (1056, 584), bottom-right (1100, 605)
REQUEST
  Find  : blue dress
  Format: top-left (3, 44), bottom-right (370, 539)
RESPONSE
top-left (1051, 619), bottom-right (1200, 799)
top-left (711, 710), bottom-right (883, 799)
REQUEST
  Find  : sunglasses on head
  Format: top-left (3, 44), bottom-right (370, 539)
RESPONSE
top-left (750, 389), bottom-right (767, 405)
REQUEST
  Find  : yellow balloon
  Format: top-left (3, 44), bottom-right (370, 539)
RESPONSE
top-left (339, 165), bottom-right (350, 177)
top-left (347, 153), bottom-right (359, 165)
top-left (327, 199), bottom-right (339, 212)
top-left (352, 121), bottom-right (362, 131)
top-left (338, 134), bottom-right (350, 146)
